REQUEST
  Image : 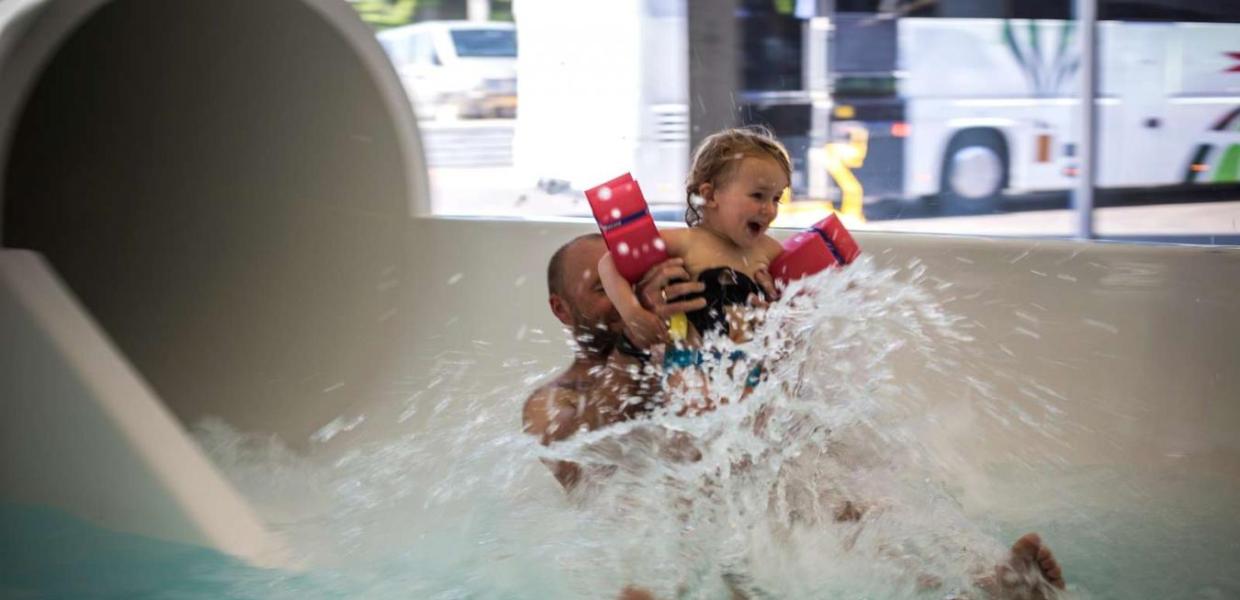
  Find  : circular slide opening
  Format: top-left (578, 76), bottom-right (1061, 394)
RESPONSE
top-left (1, 0), bottom-right (424, 442)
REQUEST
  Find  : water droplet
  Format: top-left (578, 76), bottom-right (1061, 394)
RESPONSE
top-left (310, 414), bottom-right (364, 443)
top-left (447, 273), bottom-right (464, 285)
top-left (1082, 318), bottom-right (1118, 334)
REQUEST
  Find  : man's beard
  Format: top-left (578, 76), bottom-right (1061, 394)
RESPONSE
top-left (571, 319), bottom-right (621, 356)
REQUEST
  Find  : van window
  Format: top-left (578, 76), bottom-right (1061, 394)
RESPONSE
top-left (449, 29), bottom-right (517, 58)
top-left (379, 31), bottom-right (415, 66)
top-left (411, 32), bottom-right (438, 66)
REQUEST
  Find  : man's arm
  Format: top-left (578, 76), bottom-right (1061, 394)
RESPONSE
top-left (522, 384), bottom-right (585, 490)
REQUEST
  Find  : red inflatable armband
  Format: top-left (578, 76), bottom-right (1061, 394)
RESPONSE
top-left (584, 173), bottom-right (669, 283)
top-left (769, 214), bottom-right (861, 285)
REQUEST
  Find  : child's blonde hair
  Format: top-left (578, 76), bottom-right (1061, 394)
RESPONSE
top-left (684, 126), bottom-right (792, 226)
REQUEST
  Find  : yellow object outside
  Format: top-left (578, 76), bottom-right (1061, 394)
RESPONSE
top-left (352, 0), bottom-right (417, 28)
top-left (772, 200), bottom-right (836, 229)
top-left (824, 125), bottom-right (869, 223)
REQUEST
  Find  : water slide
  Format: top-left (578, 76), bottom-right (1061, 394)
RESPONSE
top-left (2, 0), bottom-right (1239, 587)
top-left (0, 0), bottom-right (425, 567)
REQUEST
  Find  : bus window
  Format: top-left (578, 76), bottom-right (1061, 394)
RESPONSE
top-left (835, 0), bottom-right (1240, 22)
top-left (1103, 0), bottom-right (1240, 23)
top-left (835, 0), bottom-right (1070, 19)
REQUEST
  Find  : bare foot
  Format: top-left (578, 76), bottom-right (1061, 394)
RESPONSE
top-left (980, 532), bottom-right (1066, 598)
top-left (1013, 533), bottom-right (1065, 590)
top-left (617, 585), bottom-right (657, 600)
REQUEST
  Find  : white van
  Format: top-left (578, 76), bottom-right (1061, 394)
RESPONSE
top-left (378, 21), bottom-right (517, 120)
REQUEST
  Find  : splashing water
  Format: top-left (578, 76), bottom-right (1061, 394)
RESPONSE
top-left (529, 258), bottom-right (1032, 599)
top-left (190, 257), bottom-right (1086, 599)
top-left (7, 256), bottom-right (1239, 598)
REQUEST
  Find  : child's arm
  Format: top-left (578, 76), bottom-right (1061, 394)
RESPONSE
top-left (599, 251), bottom-right (668, 348)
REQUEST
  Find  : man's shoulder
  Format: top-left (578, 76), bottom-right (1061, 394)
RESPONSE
top-left (523, 374), bottom-right (581, 428)
top-left (525, 374), bottom-right (595, 444)
top-left (523, 380), bottom-right (560, 421)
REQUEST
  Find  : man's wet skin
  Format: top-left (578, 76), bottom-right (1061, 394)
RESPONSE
top-left (552, 237), bottom-right (626, 354)
top-left (522, 235), bottom-right (706, 488)
top-left (544, 237), bottom-right (708, 358)
top-left (531, 237), bottom-right (1067, 599)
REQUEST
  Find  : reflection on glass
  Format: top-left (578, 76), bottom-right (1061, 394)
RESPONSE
top-left (449, 28), bottom-right (517, 58)
top-left (365, 0), bottom-right (1239, 244)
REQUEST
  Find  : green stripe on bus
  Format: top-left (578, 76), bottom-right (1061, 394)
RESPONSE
top-left (1214, 144), bottom-right (1240, 183)
top-left (1185, 144), bottom-right (1212, 184)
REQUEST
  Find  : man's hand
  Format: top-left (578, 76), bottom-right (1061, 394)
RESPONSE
top-left (753, 267), bottom-right (780, 302)
top-left (636, 258), bottom-right (706, 319)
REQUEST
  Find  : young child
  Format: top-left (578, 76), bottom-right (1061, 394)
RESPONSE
top-left (599, 127), bottom-right (790, 400)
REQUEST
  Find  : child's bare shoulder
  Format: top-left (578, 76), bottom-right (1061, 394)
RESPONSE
top-left (661, 227), bottom-right (696, 256)
top-left (759, 235), bottom-right (784, 262)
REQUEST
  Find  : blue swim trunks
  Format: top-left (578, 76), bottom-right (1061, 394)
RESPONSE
top-left (663, 346), bottom-right (763, 388)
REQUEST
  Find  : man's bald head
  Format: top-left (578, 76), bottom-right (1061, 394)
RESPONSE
top-left (547, 233), bottom-right (604, 296)
top-left (546, 233), bottom-right (620, 353)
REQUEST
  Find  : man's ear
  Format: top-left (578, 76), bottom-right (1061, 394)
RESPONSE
top-left (549, 294), bottom-right (574, 326)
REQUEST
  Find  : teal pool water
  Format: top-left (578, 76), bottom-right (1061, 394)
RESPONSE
top-left (0, 502), bottom-right (573, 600)
top-left (7, 261), bottom-right (1238, 599)
top-left (981, 464), bottom-right (1240, 600)
top-left (2, 502), bottom-right (269, 600)
top-left (5, 461), bottom-right (1239, 599)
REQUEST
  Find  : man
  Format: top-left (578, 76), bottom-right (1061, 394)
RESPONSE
top-left (522, 233), bottom-right (705, 489)
top-left (525, 234), bottom-right (1067, 598)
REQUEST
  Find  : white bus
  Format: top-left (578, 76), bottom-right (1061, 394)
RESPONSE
top-left (826, 1), bottom-right (1240, 213)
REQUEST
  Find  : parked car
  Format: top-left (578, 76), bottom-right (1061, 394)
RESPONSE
top-left (378, 21), bottom-right (517, 120)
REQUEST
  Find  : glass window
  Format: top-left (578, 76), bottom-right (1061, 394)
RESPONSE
top-left (449, 29), bottom-right (516, 58)
top-left (1103, 0), bottom-right (1240, 22)
top-left (411, 32), bottom-right (436, 65)
top-left (739, 12), bottom-right (802, 92)
top-left (362, 0), bottom-right (1238, 244)
top-left (837, 0), bottom-right (1071, 19)
top-left (377, 29), bottom-right (415, 65)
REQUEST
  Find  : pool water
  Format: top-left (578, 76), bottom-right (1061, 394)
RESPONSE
top-left (981, 464), bottom-right (1240, 599)
top-left (5, 462), bottom-right (1237, 599)
top-left (5, 259), bottom-right (1238, 599)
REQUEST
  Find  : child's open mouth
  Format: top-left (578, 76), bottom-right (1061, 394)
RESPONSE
top-left (746, 221), bottom-right (764, 236)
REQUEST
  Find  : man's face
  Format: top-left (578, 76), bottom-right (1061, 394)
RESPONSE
top-left (554, 239), bottom-right (623, 351)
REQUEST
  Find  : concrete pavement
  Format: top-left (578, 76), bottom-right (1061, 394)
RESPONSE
top-left (426, 164), bottom-right (1240, 244)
